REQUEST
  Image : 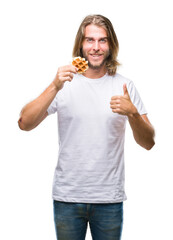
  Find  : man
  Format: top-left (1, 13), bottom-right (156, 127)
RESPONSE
top-left (18, 15), bottom-right (155, 240)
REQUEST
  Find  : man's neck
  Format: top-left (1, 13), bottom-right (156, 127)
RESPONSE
top-left (83, 66), bottom-right (107, 79)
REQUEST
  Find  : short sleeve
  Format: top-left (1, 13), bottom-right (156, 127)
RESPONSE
top-left (47, 94), bottom-right (58, 115)
top-left (127, 81), bottom-right (147, 115)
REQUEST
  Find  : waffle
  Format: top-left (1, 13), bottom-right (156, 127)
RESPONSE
top-left (72, 57), bottom-right (88, 74)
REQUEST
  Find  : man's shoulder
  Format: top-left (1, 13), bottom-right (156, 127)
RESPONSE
top-left (112, 73), bottom-right (131, 83)
top-left (109, 73), bottom-right (132, 87)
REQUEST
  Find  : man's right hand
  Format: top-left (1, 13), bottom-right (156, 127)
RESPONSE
top-left (53, 65), bottom-right (78, 91)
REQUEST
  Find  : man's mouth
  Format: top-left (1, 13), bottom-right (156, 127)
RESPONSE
top-left (89, 54), bottom-right (103, 58)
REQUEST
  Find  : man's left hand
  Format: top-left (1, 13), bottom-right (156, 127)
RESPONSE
top-left (110, 84), bottom-right (138, 116)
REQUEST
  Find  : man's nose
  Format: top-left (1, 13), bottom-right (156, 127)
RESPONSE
top-left (93, 40), bottom-right (100, 51)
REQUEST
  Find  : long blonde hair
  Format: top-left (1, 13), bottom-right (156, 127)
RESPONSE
top-left (72, 14), bottom-right (120, 76)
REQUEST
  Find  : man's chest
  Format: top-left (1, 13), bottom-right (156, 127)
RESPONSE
top-left (57, 83), bottom-right (126, 134)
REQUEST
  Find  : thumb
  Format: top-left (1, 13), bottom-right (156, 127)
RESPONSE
top-left (123, 84), bottom-right (129, 96)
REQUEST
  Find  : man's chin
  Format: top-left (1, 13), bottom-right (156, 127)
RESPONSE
top-left (88, 64), bottom-right (101, 69)
top-left (88, 60), bottom-right (106, 70)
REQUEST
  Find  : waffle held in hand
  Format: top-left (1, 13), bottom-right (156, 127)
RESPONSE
top-left (72, 57), bottom-right (88, 74)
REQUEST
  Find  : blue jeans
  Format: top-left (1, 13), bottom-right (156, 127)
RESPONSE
top-left (53, 200), bottom-right (123, 240)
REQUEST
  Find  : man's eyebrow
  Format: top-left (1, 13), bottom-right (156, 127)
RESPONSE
top-left (85, 37), bottom-right (94, 39)
top-left (84, 37), bottom-right (108, 40)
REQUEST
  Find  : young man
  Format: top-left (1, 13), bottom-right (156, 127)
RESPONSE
top-left (18, 15), bottom-right (155, 240)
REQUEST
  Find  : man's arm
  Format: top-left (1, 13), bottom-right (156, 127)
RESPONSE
top-left (18, 83), bottom-right (57, 131)
top-left (18, 65), bottom-right (77, 131)
top-left (128, 113), bottom-right (155, 150)
top-left (110, 84), bottom-right (155, 150)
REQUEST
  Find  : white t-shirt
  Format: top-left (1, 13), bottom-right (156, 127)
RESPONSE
top-left (47, 73), bottom-right (147, 203)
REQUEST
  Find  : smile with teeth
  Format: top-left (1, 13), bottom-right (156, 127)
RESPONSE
top-left (90, 54), bottom-right (103, 58)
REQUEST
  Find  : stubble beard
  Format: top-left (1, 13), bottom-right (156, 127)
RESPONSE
top-left (82, 49), bottom-right (110, 70)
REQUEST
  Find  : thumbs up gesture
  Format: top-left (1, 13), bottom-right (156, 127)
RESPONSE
top-left (110, 84), bottom-right (138, 116)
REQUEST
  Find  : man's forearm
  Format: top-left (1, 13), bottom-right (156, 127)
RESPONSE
top-left (18, 65), bottom-right (78, 131)
top-left (128, 113), bottom-right (155, 150)
top-left (18, 82), bottom-right (58, 131)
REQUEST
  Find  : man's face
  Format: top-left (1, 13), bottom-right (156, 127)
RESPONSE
top-left (82, 24), bottom-right (110, 70)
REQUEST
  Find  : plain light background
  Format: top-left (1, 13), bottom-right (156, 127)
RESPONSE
top-left (0, 0), bottom-right (173, 239)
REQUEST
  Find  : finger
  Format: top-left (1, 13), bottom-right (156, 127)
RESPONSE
top-left (123, 84), bottom-right (129, 96)
top-left (112, 108), bottom-right (121, 114)
top-left (111, 96), bottom-right (121, 100)
top-left (59, 65), bottom-right (78, 74)
top-left (110, 104), bottom-right (120, 110)
top-left (110, 99), bottom-right (120, 105)
top-left (60, 72), bottom-right (74, 79)
top-left (61, 76), bottom-right (73, 82)
top-left (112, 108), bottom-right (118, 113)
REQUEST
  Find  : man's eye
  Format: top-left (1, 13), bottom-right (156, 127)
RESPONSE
top-left (100, 39), bottom-right (107, 43)
top-left (86, 38), bottom-right (93, 42)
